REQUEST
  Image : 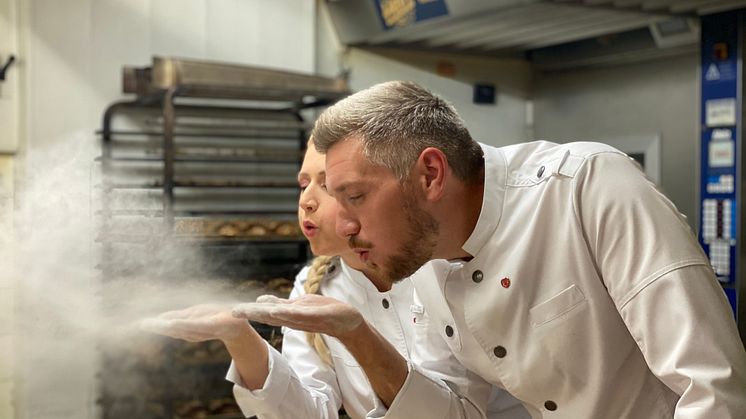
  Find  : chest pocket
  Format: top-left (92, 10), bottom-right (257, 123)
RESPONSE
top-left (507, 150), bottom-right (585, 187)
top-left (529, 284), bottom-right (586, 327)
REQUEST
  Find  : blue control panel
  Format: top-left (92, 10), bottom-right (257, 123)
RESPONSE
top-left (699, 13), bottom-right (740, 317)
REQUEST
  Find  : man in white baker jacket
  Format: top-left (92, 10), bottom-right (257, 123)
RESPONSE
top-left (233, 80), bottom-right (746, 418)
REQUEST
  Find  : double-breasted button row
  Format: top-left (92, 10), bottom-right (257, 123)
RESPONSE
top-left (472, 270), bottom-right (483, 283)
top-left (472, 270), bottom-right (512, 289)
top-left (493, 345), bottom-right (507, 358)
top-left (445, 325), bottom-right (454, 337)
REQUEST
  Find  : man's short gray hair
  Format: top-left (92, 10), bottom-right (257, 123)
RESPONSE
top-left (312, 81), bottom-right (483, 183)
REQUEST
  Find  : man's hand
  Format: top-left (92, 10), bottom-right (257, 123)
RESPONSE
top-left (140, 304), bottom-right (253, 344)
top-left (235, 294), bottom-right (407, 406)
top-left (232, 294), bottom-right (364, 339)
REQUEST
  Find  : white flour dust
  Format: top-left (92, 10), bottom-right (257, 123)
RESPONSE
top-left (0, 136), bottom-right (272, 417)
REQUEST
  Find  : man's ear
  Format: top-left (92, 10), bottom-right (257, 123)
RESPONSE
top-left (415, 147), bottom-right (447, 201)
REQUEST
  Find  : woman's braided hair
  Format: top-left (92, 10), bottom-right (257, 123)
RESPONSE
top-left (302, 255), bottom-right (336, 365)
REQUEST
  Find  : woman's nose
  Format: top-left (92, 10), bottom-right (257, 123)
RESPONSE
top-left (299, 192), bottom-right (318, 213)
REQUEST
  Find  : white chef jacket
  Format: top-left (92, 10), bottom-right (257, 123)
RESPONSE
top-left (226, 257), bottom-right (530, 419)
top-left (382, 141), bottom-right (746, 419)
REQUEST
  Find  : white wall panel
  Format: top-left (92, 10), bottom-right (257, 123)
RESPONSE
top-left (534, 54), bottom-right (699, 227)
top-left (0, 0), bottom-right (20, 152)
top-left (150, 0), bottom-right (207, 59)
top-left (91, 0), bottom-right (152, 107)
top-left (344, 48), bottom-right (531, 147)
top-left (26, 0), bottom-right (96, 150)
top-left (206, 0), bottom-right (315, 73)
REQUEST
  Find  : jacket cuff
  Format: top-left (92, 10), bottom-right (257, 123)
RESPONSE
top-left (225, 341), bottom-right (292, 417)
top-left (367, 363), bottom-right (452, 419)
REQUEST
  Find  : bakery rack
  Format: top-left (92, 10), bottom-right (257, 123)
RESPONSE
top-left (96, 57), bottom-right (349, 419)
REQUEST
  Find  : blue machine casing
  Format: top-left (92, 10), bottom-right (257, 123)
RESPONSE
top-left (699, 12), bottom-right (741, 318)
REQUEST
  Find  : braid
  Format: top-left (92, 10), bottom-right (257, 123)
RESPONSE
top-left (303, 256), bottom-right (335, 365)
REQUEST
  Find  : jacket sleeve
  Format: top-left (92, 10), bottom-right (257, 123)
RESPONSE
top-left (366, 286), bottom-right (495, 419)
top-left (225, 268), bottom-right (344, 419)
top-left (575, 152), bottom-right (746, 418)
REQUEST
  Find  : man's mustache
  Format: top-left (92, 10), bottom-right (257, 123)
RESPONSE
top-left (348, 236), bottom-right (373, 249)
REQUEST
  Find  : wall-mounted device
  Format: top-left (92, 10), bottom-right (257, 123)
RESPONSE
top-left (650, 17), bottom-right (700, 49)
top-left (698, 11), bottom-right (745, 344)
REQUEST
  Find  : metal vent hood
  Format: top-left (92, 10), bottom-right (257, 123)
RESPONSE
top-left (326, 0), bottom-right (746, 58)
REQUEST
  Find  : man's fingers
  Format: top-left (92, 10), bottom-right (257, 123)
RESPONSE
top-left (255, 294), bottom-right (292, 304)
top-left (232, 302), bottom-right (277, 321)
top-left (232, 302), bottom-right (328, 331)
top-left (232, 303), bottom-right (316, 320)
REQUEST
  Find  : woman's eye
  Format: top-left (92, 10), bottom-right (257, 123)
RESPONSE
top-left (348, 194), bottom-right (363, 202)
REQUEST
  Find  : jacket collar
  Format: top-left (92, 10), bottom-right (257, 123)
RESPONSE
top-left (461, 143), bottom-right (507, 257)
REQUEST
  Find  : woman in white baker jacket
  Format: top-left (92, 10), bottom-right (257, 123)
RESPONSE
top-left (142, 140), bottom-right (529, 419)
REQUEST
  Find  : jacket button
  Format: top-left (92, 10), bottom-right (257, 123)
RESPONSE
top-left (544, 400), bottom-right (557, 411)
top-left (445, 325), bottom-right (454, 337)
top-left (493, 346), bottom-right (507, 358)
top-left (472, 270), bottom-right (483, 283)
top-left (537, 165), bottom-right (545, 178)
top-left (382, 298), bottom-right (389, 309)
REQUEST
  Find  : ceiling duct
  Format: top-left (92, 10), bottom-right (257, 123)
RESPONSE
top-left (325, 0), bottom-right (746, 58)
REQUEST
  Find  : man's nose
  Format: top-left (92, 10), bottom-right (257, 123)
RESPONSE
top-left (336, 209), bottom-right (360, 238)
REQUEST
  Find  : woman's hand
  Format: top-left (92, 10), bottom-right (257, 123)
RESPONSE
top-left (140, 304), bottom-right (253, 345)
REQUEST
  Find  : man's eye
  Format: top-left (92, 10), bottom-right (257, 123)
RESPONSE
top-left (348, 194), bottom-right (363, 202)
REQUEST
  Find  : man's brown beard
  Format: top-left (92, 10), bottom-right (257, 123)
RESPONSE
top-left (381, 183), bottom-right (439, 283)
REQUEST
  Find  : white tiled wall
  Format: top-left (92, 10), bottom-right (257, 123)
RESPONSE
top-left (0, 155), bottom-right (15, 419)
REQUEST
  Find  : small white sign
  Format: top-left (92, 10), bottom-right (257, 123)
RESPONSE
top-left (712, 128), bottom-right (733, 141)
top-left (706, 63), bottom-right (721, 81)
top-left (706, 98), bottom-right (737, 127)
top-left (709, 140), bottom-right (735, 168)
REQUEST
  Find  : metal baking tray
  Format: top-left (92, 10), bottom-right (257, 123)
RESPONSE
top-left (123, 56), bottom-right (350, 102)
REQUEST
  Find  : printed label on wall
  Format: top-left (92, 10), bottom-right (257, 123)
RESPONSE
top-left (706, 97), bottom-right (737, 127)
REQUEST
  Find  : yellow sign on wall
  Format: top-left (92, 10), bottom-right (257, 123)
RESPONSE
top-left (374, 0), bottom-right (449, 30)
